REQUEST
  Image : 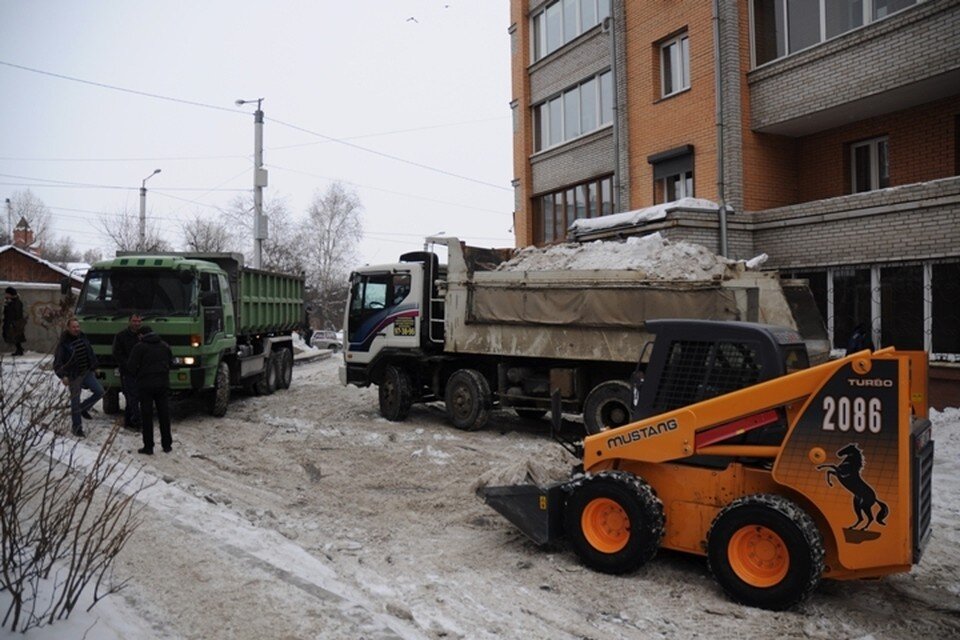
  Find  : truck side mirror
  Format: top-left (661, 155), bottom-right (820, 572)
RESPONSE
top-left (60, 278), bottom-right (71, 295)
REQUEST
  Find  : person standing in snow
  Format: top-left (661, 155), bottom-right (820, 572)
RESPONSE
top-left (53, 317), bottom-right (104, 437)
top-left (3, 286), bottom-right (26, 356)
top-left (112, 314), bottom-right (144, 431)
top-left (128, 326), bottom-right (173, 455)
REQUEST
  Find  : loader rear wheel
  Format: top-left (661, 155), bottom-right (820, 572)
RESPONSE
top-left (444, 369), bottom-right (491, 431)
top-left (277, 348), bottom-right (293, 390)
top-left (564, 471), bottom-right (664, 575)
top-left (583, 380), bottom-right (632, 435)
top-left (707, 494), bottom-right (824, 611)
top-left (379, 365), bottom-right (413, 422)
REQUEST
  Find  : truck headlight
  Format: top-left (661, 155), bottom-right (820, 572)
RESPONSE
top-left (172, 356), bottom-right (197, 366)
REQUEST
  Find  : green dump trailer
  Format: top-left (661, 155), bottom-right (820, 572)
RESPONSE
top-left (74, 253), bottom-right (304, 417)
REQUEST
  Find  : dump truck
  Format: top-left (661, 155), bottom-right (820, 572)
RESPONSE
top-left (341, 236), bottom-right (829, 433)
top-left (480, 319), bottom-right (933, 610)
top-left (74, 253), bottom-right (304, 416)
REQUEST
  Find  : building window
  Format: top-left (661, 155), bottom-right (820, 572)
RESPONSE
top-left (535, 175), bottom-right (614, 244)
top-left (661, 33), bottom-right (690, 98)
top-left (751, 0), bottom-right (918, 66)
top-left (533, 70), bottom-right (613, 152)
top-left (850, 136), bottom-right (889, 193)
top-left (648, 145), bottom-right (694, 204)
top-left (532, 0), bottom-right (611, 62)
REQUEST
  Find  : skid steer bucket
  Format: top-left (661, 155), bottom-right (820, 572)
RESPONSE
top-left (479, 482), bottom-right (566, 546)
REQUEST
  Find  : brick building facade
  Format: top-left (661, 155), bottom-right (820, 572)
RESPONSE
top-left (509, 0), bottom-right (960, 406)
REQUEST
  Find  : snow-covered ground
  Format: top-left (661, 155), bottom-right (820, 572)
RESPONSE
top-left (2, 354), bottom-right (959, 639)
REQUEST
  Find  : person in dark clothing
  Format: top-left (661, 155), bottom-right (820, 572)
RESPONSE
top-left (112, 314), bottom-right (144, 431)
top-left (847, 323), bottom-right (874, 352)
top-left (3, 286), bottom-right (26, 356)
top-left (128, 326), bottom-right (173, 455)
top-left (53, 317), bottom-right (104, 437)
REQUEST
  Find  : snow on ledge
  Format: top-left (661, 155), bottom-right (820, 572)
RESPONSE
top-left (568, 198), bottom-right (719, 234)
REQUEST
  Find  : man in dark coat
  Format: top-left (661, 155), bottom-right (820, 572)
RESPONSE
top-left (112, 314), bottom-right (144, 431)
top-left (53, 317), bottom-right (104, 437)
top-left (3, 286), bottom-right (26, 356)
top-left (128, 326), bottom-right (173, 455)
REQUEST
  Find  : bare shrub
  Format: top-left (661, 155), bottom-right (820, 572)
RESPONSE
top-left (0, 357), bottom-right (151, 632)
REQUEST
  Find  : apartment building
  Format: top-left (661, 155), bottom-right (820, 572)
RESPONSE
top-left (509, 0), bottom-right (960, 406)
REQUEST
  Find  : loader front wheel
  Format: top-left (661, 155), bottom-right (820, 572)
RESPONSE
top-left (444, 369), bottom-right (491, 431)
top-left (707, 494), bottom-right (824, 611)
top-left (379, 365), bottom-right (413, 422)
top-left (583, 380), bottom-right (632, 435)
top-left (564, 471), bottom-right (664, 575)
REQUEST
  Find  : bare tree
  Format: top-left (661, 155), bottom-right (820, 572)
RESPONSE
top-left (40, 237), bottom-right (81, 265)
top-left (81, 248), bottom-right (103, 265)
top-left (304, 182), bottom-right (364, 329)
top-left (7, 189), bottom-right (53, 248)
top-left (97, 207), bottom-right (171, 254)
top-left (181, 212), bottom-right (233, 253)
top-left (0, 361), bottom-right (149, 633)
top-left (221, 193), bottom-right (304, 273)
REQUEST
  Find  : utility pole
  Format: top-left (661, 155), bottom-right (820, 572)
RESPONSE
top-left (139, 168), bottom-right (161, 250)
top-left (236, 97), bottom-right (268, 268)
top-left (4, 198), bottom-right (11, 243)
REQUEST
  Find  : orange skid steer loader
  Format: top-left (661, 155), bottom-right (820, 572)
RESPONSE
top-left (481, 320), bottom-right (934, 610)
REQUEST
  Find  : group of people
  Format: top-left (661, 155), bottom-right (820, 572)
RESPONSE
top-left (53, 314), bottom-right (173, 455)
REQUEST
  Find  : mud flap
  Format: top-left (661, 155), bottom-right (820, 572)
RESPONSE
top-left (479, 482), bottom-right (567, 545)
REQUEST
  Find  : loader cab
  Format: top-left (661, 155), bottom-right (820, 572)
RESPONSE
top-left (631, 320), bottom-right (808, 422)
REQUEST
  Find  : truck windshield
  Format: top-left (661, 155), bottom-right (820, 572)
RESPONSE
top-left (77, 269), bottom-right (196, 317)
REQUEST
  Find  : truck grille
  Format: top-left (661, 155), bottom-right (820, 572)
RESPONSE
top-left (912, 419), bottom-right (934, 563)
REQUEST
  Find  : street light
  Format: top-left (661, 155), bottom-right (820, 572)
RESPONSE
top-left (139, 168), bottom-right (161, 249)
top-left (236, 97), bottom-right (267, 268)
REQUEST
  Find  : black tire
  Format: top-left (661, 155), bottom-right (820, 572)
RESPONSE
top-left (102, 388), bottom-right (121, 415)
top-left (707, 494), bottom-right (825, 611)
top-left (563, 471), bottom-right (665, 575)
top-left (514, 407), bottom-right (548, 420)
top-left (277, 348), bottom-right (293, 390)
top-left (444, 369), bottom-right (491, 431)
top-left (583, 380), bottom-right (633, 435)
top-left (379, 365), bottom-right (414, 421)
top-left (209, 362), bottom-right (230, 417)
top-left (254, 352), bottom-right (279, 396)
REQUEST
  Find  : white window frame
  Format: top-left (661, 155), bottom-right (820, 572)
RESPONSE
top-left (850, 136), bottom-right (889, 193)
top-left (659, 171), bottom-right (693, 204)
top-left (531, 0), bottom-right (611, 62)
top-left (532, 70), bottom-right (613, 153)
top-left (660, 33), bottom-right (690, 98)
top-left (749, 0), bottom-right (920, 68)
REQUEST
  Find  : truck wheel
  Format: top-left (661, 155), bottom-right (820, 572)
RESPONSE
top-left (101, 388), bottom-right (121, 415)
top-left (379, 365), bottom-right (413, 421)
top-left (255, 353), bottom-right (279, 396)
top-left (209, 362), bottom-right (230, 417)
top-left (277, 348), bottom-right (293, 390)
top-left (707, 494), bottom-right (825, 611)
top-left (564, 470), bottom-right (664, 575)
top-left (444, 369), bottom-right (491, 431)
top-left (583, 380), bottom-right (632, 435)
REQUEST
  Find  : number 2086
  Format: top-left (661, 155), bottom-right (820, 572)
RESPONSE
top-left (822, 396), bottom-right (882, 433)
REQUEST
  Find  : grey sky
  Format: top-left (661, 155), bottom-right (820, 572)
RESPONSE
top-left (0, 1), bottom-right (514, 266)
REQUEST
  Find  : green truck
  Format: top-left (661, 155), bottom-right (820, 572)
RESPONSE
top-left (73, 253), bottom-right (304, 416)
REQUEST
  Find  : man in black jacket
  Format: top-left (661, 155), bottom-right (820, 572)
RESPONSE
top-left (128, 326), bottom-right (173, 455)
top-left (3, 286), bottom-right (26, 356)
top-left (112, 314), bottom-right (143, 431)
top-left (53, 317), bottom-right (104, 437)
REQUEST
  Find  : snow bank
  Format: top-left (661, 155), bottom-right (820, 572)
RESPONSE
top-left (497, 233), bottom-right (741, 280)
top-left (568, 197), bottom-right (719, 234)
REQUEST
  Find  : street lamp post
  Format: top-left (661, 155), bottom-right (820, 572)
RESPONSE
top-left (139, 168), bottom-right (161, 250)
top-left (235, 97), bottom-right (267, 268)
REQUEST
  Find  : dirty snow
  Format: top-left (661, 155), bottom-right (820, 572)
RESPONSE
top-left (2, 355), bottom-right (959, 640)
top-left (498, 233), bottom-right (743, 280)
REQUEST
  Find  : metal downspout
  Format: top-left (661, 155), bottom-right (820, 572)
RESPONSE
top-left (713, 0), bottom-right (729, 256)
